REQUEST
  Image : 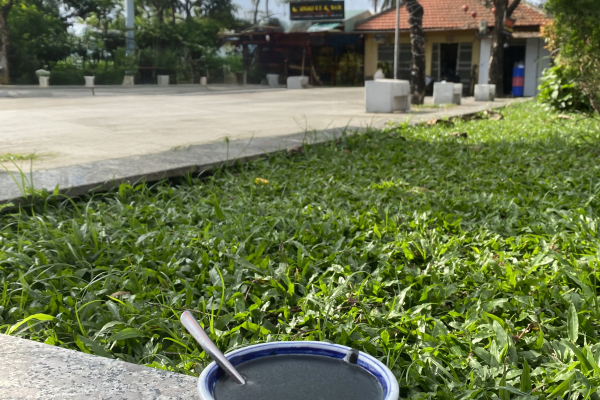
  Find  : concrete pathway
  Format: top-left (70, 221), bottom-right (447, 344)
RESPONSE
top-left (0, 334), bottom-right (198, 399)
top-left (0, 86), bottom-right (519, 204)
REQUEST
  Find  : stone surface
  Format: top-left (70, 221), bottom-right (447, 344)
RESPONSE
top-left (0, 86), bottom-right (523, 204)
top-left (433, 82), bottom-right (454, 105)
top-left (453, 83), bottom-right (463, 105)
top-left (122, 76), bottom-right (134, 86)
top-left (157, 75), bottom-right (170, 86)
top-left (38, 77), bottom-right (49, 88)
top-left (266, 74), bottom-right (279, 87)
top-left (474, 84), bottom-right (496, 101)
top-left (287, 76), bottom-right (309, 89)
top-left (365, 79), bottom-right (411, 113)
top-left (0, 334), bottom-right (198, 399)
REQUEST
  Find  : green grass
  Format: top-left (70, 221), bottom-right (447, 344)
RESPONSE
top-left (0, 153), bottom-right (37, 163)
top-left (411, 103), bottom-right (458, 110)
top-left (2, 102), bottom-right (600, 399)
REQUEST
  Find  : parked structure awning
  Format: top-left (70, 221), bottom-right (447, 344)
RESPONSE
top-left (307, 22), bottom-right (342, 32)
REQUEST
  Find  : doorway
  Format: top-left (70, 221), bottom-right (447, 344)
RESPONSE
top-left (439, 44), bottom-right (459, 83)
top-left (503, 44), bottom-right (526, 95)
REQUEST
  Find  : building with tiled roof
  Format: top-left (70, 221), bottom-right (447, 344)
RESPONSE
top-left (357, 0), bottom-right (551, 96)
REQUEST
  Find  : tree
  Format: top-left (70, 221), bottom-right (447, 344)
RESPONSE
top-left (405, 0), bottom-right (425, 104)
top-left (5, 0), bottom-right (73, 83)
top-left (488, 0), bottom-right (521, 95)
top-left (0, 0), bottom-right (14, 84)
top-left (252, 0), bottom-right (260, 24)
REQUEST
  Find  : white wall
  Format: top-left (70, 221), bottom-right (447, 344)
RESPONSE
top-left (536, 40), bottom-right (551, 92)
top-left (478, 38), bottom-right (492, 84)
top-left (524, 38), bottom-right (551, 97)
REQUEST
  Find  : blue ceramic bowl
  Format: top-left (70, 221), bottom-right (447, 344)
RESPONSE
top-left (197, 341), bottom-right (399, 400)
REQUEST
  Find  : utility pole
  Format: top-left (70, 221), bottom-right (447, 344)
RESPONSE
top-left (125, 0), bottom-right (135, 57)
top-left (393, 0), bottom-right (402, 79)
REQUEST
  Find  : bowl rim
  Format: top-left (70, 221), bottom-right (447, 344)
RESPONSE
top-left (197, 340), bottom-right (399, 400)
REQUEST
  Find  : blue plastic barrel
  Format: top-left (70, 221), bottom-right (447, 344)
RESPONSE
top-left (512, 64), bottom-right (525, 97)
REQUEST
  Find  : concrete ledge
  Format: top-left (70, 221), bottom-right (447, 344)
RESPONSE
top-left (157, 75), bottom-right (170, 86)
top-left (266, 74), bottom-right (279, 87)
top-left (434, 82), bottom-right (462, 105)
top-left (453, 83), bottom-right (463, 106)
top-left (0, 129), bottom-right (343, 205)
top-left (365, 79), bottom-right (411, 113)
top-left (0, 84), bottom-right (284, 99)
top-left (0, 334), bottom-right (198, 399)
top-left (287, 76), bottom-right (309, 89)
top-left (475, 84), bottom-right (496, 101)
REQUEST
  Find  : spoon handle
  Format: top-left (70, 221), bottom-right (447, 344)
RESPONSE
top-left (180, 311), bottom-right (246, 385)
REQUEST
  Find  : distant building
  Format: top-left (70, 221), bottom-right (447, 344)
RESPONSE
top-left (355, 0), bottom-right (551, 96)
top-left (222, 11), bottom-right (372, 86)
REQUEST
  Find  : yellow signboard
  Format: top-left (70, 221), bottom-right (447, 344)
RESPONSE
top-left (290, 1), bottom-right (345, 21)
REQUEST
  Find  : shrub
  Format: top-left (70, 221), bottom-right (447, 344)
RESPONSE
top-left (94, 69), bottom-right (126, 85)
top-left (537, 63), bottom-right (593, 113)
top-left (225, 54), bottom-right (243, 73)
top-left (543, 2), bottom-right (600, 115)
top-left (48, 70), bottom-right (84, 85)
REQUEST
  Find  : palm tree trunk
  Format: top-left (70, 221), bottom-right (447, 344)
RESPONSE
top-left (406, 0), bottom-right (426, 104)
top-left (488, 0), bottom-right (521, 96)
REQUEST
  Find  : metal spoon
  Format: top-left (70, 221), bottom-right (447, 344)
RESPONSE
top-left (180, 311), bottom-right (246, 385)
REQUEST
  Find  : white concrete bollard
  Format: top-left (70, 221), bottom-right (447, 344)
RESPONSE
top-left (474, 84), bottom-right (496, 101)
top-left (365, 79), bottom-right (411, 113)
top-left (266, 74), bottom-right (279, 88)
top-left (122, 76), bottom-right (134, 86)
top-left (84, 76), bottom-right (95, 87)
top-left (200, 77), bottom-right (207, 86)
top-left (38, 76), bottom-right (49, 87)
top-left (433, 82), bottom-right (454, 104)
top-left (157, 75), bottom-right (170, 86)
top-left (287, 76), bottom-right (309, 89)
top-left (453, 83), bottom-right (463, 105)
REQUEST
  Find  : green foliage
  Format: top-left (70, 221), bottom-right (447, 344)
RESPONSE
top-left (337, 51), bottom-right (364, 86)
top-left (537, 63), bottom-right (593, 113)
top-left (0, 153), bottom-right (37, 162)
top-left (4, 103), bottom-right (600, 400)
top-left (48, 62), bottom-right (85, 85)
top-left (377, 61), bottom-right (393, 79)
top-left (544, 0), bottom-right (600, 114)
top-left (225, 54), bottom-right (243, 73)
top-left (7, 0), bottom-right (72, 84)
top-left (3, 0), bottom-right (245, 84)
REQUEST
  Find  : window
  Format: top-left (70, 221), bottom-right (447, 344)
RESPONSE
top-left (431, 43), bottom-right (440, 81)
top-left (456, 43), bottom-right (473, 93)
top-left (377, 43), bottom-right (412, 80)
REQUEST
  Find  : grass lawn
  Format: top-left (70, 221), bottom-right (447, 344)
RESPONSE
top-left (2, 102), bottom-right (600, 399)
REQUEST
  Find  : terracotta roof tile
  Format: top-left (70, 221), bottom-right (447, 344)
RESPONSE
top-left (356, 0), bottom-right (550, 32)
